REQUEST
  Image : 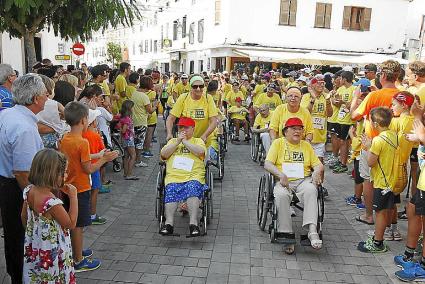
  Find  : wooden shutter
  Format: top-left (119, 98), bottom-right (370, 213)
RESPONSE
top-left (324, 4), bottom-right (332, 28)
top-left (315, 3), bottom-right (325, 28)
top-left (215, 0), bottom-right (221, 25)
top-left (362, 8), bottom-right (372, 31)
top-left (279, 0), bottom-right (290, 25)
top-left (342, 6), bottom-right (351, 29)
top-left (289, 0), bottom-right (297, 26)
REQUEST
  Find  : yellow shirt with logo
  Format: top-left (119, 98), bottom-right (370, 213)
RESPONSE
top-left (228, 106), bottom-right (248, 121)
top-left (170, 93), bottom-right (219, 140)
top-left (225, 90), bottom-right (245, 107)
top-left (173, 82), bottom-right (191, 98)
top-left (147, 90), bottom-right (158, 125)
top-left (351, 120), bottom-right (364, 160)
top-left (161, 137), bottom-right (206, 185)
top-left (240, 85), bottom-right (248, 97)
top-left (369, 130), bottom-right (398, 190)
top-left (266, 138), bottom-right (321, 181)
top-left (130, 91), bottom-right (151, 127)
top-left (223, 83), bottom-right (232, 96)
top-left (336, 85), bottom-right (356, 125)
top-left (253, 112), bottom-right (273, 129)
top-left (269, 104), bottom-right (314, 139)
top-left (254, 84), bottom-right (266, 96)
top-left (254, 93), bottom-right (283, 111)
top-left (389, 113), bottom-right (415, 163)
top-left (166, 96), bottom-right (175, 109)
top-left (300, 93), bottom-right (328, 143)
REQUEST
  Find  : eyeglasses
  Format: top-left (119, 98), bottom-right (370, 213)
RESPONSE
top-left (259, 109), bottom-right (267, 112)
top-left (192, 85), bottom-right (204, 89)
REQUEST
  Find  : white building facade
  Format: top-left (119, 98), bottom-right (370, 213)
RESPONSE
top-left (84, 0), bottom-right (425, 73)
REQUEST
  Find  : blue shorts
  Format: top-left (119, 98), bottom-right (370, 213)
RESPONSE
top-left (91, 170), bottom-right (101, 190)
top-left (63, 190), bottom-right (91, 227)
top-left (123, 136), bottom-right (135, 148)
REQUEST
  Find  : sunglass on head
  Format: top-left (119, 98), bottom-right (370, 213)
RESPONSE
top-left (192, 85), bottom-right (204, 89)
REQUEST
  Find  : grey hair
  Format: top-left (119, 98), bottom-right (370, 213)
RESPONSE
top-left (0, 64), bottom-right (14, 85)
top-left (12, 73), bottom-right (47, 105)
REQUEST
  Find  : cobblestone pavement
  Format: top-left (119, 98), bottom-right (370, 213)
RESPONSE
top-left (0, 121), bottom-right (411, 283)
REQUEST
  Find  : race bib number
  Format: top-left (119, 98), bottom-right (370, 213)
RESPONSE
top-left (313, 117), bottom-right (325, 130)
top-left (191, 109), bottom-right (205, 119)
top-left (282, 163), bottom-right (304, 179)
top-left (172, 156), bottom-right (194, 172)
top-left (265, 123), bottom-right (269, 128)
top-left (338, 108), bottom-right (347, 120)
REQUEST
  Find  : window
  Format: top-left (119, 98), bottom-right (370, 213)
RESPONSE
top-left (154, 40), bottom-right (158, 53)
top-left (139, 42), bottom-right (143, 54)
top-left (173, 20), bottom-right (178, 40)
top-left (215, 0), bottom-right (221, 25)
top-left (132, 42), bottom-right (135, 55)
top-left (315, 3), bottom-right (332, 28)
top-left (198, 19), bottom-right (204, 43)
top-left (161, 25), bottom-right (164, 48)
top-left (150, 40), bottom-right (153, 52)
top-left (145, 40), bottom-right (149, 53)
top-left (199, 60), bottom-right (204, 72)
top-left (279, 0), bottom-right (297, 26)
top-left (166, 23), bottom-right (169, 38)
top-left (342, 6), bottom-right (372, 31)
top-left (190, 60), bottom-right (195, 74)
top-left (182, 16), bottom-right (187, 38)
top-left (189, 22), bottom-right (195, 44)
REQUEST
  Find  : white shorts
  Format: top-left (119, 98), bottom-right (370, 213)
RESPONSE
top-left (311, 143), bottom-right (325, 158)
top-left (359, 149), bottom-right (371, 181)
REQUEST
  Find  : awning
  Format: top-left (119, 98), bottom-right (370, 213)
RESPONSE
top-left (233, 49), bottom-right (304, 62)
top-left (346, 53), bottom-right (409, 65)
top-left (284, 51), bottom-right (355, 65)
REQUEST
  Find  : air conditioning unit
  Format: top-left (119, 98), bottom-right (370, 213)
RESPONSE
top-left (408, 39), bottom-right (420, 49)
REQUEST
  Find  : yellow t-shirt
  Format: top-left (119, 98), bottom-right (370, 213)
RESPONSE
top-left (254, 84), bottom-right (266, 96)
top-left (389, 113), bottom-right (415, 163)
top-left (300, 93), bottom-right (328, 144)
top-left (161, 137), bottom-right (206, 185)
top-left (115, 74), bottom-right (127, 95)
top-left (228, 106), bottom-right (248, 120)
top-left (410, 84), bottom-right (425, 106)
top-left (170, 93), bottom-right (219, 139)
top-left (351, 120), bottom-right (364, 160)
top-left (369, 130), bottom-right (398, 190)
top-left (130, 91), bottom-right (151, 127)
top-left (336, 85), bottom-right (356, 125)
top-left (223, 83), bottom-right (232, 96)
top-left (266, 138), bottom-right (321, 181)
top-left (254, 93), bottom-right (283, 111)
top-left (173, 82), bottom-right (191, 98)
top-left (269, 104), bottom-right (314, 139)
top-left (166, 96), bottom-right (175, 109)
top-left (253, 112), bottom-right (273, 129)
top-left (147, 90), bottom-right (158, 125)
top-left (209, 91), bottom-right (222, 108)
top-left (240, 86), bottom-right (248, 97)
top-left (101, 81), bottom-right (111, 96)
top-left (225, 90), bottom-right (245, 107)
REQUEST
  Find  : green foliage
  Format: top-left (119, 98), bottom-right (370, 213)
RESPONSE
top-left (106, 42), bottom-right (122, 66)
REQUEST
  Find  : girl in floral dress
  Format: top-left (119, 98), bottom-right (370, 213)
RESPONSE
top-left (21, 149), bottom-right (78, 283)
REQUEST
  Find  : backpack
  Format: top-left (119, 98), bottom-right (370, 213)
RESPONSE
top-left (377, 134), bottom-right (408, 195)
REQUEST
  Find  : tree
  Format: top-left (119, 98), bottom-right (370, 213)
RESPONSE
top-left (107, 42), bottom-right (122, 67)
top-left (0, 0), bottom-right (140, 72)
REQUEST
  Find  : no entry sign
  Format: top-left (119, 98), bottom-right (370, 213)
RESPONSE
top-left (72, 43), bottom-right (85, 56)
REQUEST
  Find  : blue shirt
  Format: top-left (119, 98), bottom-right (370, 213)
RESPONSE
top-left (0, 86), bottom-right (13, 111)
top-left (0, 105), bottom-right (44, 178)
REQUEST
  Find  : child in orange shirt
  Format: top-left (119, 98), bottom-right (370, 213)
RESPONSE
top-left (60, 101), bottom-right (117, 272)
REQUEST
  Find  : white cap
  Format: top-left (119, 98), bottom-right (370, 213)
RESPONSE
top-left (88, 109), bottom-right (101, 125)
top-left (342, 66), bottom-right (353, 72)
top-left (302, 68), bottom-right (312, 74)
top-left (181, 73), bottom-right (189, 79)
top-left (297, 76), bottom-right (308, 82)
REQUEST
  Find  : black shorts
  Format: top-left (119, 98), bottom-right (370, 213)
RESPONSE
top-left (411, 147), bottom-right (418, 163)
top-left (63, 190), bottom-right (91, 227)
top-left (373, 189), bottom-right (400, 211)
top-left (410, 190), bottom-right (425, 216)
top-left (327, 122), bottom-right (337, 134)
top-left (354, 160), bottom-right (364, 185)
top-left (134, 125), bottom-right (147, 149)
top-left (335, 123), bottom-right (351, 140)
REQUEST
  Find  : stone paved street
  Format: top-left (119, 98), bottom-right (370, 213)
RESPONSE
top-left (0, 121), bottom-right (412, 283)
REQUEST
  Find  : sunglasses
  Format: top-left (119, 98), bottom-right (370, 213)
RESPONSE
top-left (192, 85), bottom-right (204, 89)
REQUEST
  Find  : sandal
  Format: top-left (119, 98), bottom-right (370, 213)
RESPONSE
top-left (284, 244), bottom-right (295, 255)
top-left (125, 175), bottom-right (140, 180)
top-left (103, 180), bottom-right (113, 186)
top-left (355, 215), bottom-right (374, 225)
top-left (308, 232), bottom-right (323, 250)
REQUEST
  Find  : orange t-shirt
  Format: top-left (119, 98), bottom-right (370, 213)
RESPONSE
top-left (82, 129), bottom-right (105, 164)
top-left (354, 88), bottom-right (399, 139)
top-left (59, 133), bottom-right (91, 193)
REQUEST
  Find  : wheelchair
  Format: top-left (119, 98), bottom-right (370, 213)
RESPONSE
top-left (155, 160), bottom-right (214, 237)
top-left (257, 173), bottom-right (325, 246)
top-left (210, 134), bottom-right (225, 181)
top-left (250, 131), bottom-right (266, 165)
top-left (109, 120), bottom-right (124, 173)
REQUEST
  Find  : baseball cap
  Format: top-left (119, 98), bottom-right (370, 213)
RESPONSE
top-left (177, 117), bottom-right (195, 127)
top-left (296, 76), bottom-right (308, 83)
top-left (302, 68), bottom-right (312, 74)
top-left (88, 109), bottom-right (101, 125)
top-left (393, 92), bottom-right (415, 107)
top-left (310, 74), bottom-right (325, 85)
top-left (181, 73), bottom-right (189, 79)
top-left (364, 64), bottom-right (378, 73)
top-left (353, 78), bottom-right (371, 87)
top-left (235, 97), bottom-right (242, 103)
top-left (241, 74), bottom-right (249, 80)
top-left (284, 117), bottom-right (304, 128)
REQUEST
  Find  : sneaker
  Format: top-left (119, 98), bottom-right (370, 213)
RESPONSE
top-left (99, 186), bottom-right (111, 194)
top-left (357, 236), bottom-right (388, 253)
top-left (329, 161), bottom-right (341, 170)
top-left (135, 161), bottom-right (148, 167)
top-left (160, 224), bottom-right (174, 235)
top-left (189, 224), bottom-right (200, 237)
top-left (398, 210), bottom-right (408, 220)
top-left (346, 196), bottom-right (361, 206)
top-left (74, 257), bottom-right (101, 272)
top-left (82, 248), bottom-right (93, 259)
top-left (333, 164), bottom-right (348, 173)
top-left (394, 255), bottom-right (417, 270)
top-left (395, 263), bottom-right (425, 282)
top-left (355, 203), bottom-right (366, 210)
top-left (142, 151), bottom-right (154, 158)
top-left (345, 195), bottom-right (355, 202)
top-left (322, 187), bottom-right (329, 197)
top-left (290, 206), bottom-right (296, 217)
top-left (152, 137), bottom-right (158, 143)
top-left (393, 228), bottom-right (403, 241)
top-left (384, 227), bottom-right (394, 241)
top-left (367, 230), bottom-right (375, 237)
top-left (91, 215), bottom-right (107, 225)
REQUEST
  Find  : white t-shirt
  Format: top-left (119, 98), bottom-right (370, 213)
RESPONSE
top-left (96, 107), bottom-right (113, 147)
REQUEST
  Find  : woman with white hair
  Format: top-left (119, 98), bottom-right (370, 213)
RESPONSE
top-left (0, 63), bottom-right (17, 111)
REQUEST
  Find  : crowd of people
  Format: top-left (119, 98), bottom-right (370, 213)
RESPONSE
top-left (1, 57), bottom-right (425, 283)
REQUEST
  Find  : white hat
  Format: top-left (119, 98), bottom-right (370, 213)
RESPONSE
top-left (342, 66), bottom-right (353, 72)
top-left (88, 109), bottom-right (101, 125)
top-left (302, 68), bottom-right (312, 74)
top-left (296, 76), bottom-right (308, 82)
top-left (181, 73), bottom-right (189, 79)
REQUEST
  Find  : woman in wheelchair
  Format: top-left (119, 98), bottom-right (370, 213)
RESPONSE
top-left (252, 104), bottom-right (273, 153)
top-left (159, 117), bottom-right (208, 237)
top-left (228, 97), bottom-right (250, 142)
top-left (264, 117), bottom-right (324, 253)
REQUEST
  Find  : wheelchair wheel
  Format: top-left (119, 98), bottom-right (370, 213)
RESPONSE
top-left (270, 203), bottom-right (278, 243)
top-left (317, 185), bottom-right (325, 235)
top-left (206, 166), bottom-right (214, 222)
top-left (200, 196), bottom-right (208, 235)
top-left (111, 135), bottom-right (124, 157)
top-left (250, 134), bottom-right (259, 162)
top-left (257, 175), bottom-right (269, 231)
top-left (112, 160), bottom-right (122, 172)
